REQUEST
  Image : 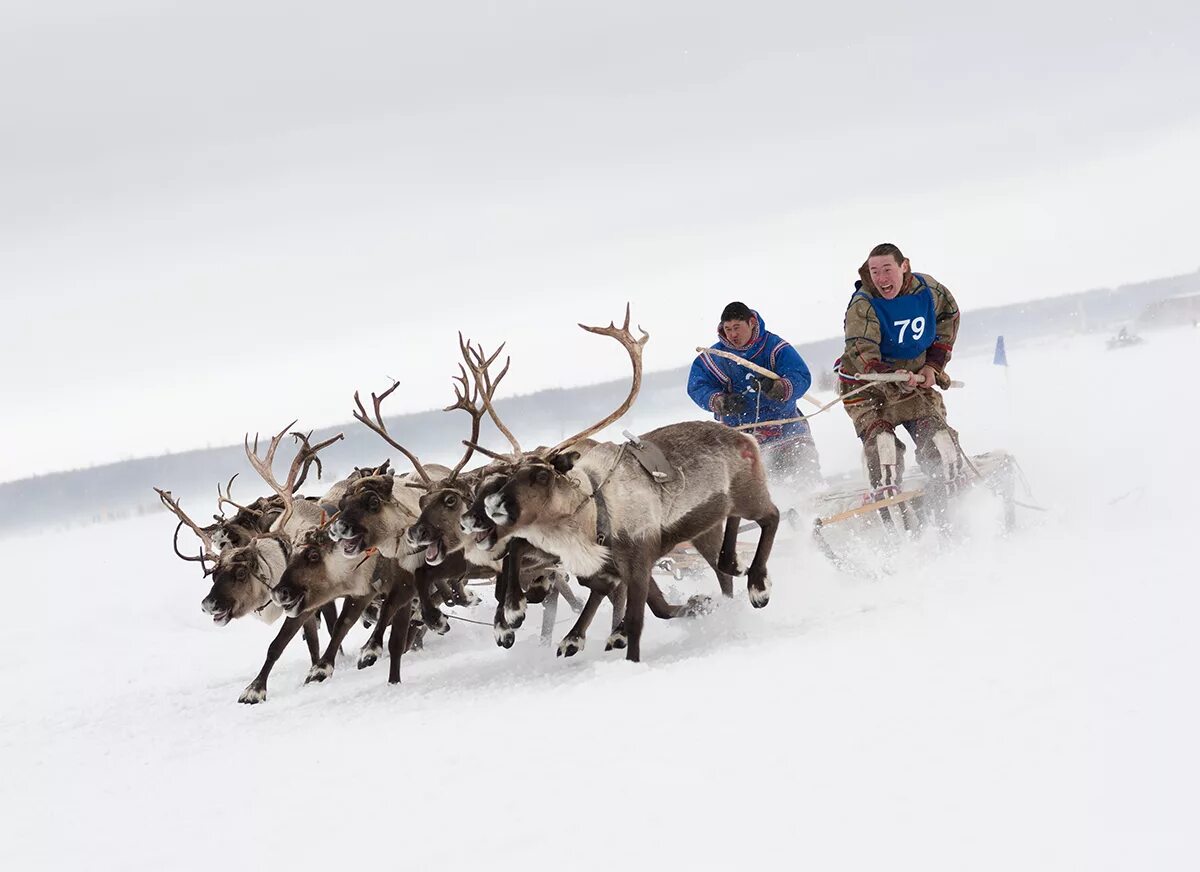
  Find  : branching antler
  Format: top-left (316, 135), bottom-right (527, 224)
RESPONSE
top-left (289, 430), bottom-right (329, 492)
top-left (352, 382), bottom-right (432, 484)
top-left (459, 332), bottom-right (522, 460)
top-left (245, 421), bottom-right (344, 530)
top-left (446, 334), bottom-right (511, 478)
top-left (545, 303), bottom-right (649, 457)
top-left (216, 473), bottom-right (257, 520)
top-left (154, 487), bottom-right (220, 573)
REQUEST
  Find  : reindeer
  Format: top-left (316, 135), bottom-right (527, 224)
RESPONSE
top-left (228, 423), bottom-right (435, 700)
top-left (154, 430), bottom-right (344, 684)
top-left (391, 336), bottom-right (585, 648)
top-left (464, 307), bottom-right (780, 662)
top-left (328, 375), bottom-right (496, 638)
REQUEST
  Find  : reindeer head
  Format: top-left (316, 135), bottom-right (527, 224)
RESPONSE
top-left (329, 474), bottom-right (406, 557)
top-left (406, 477), bottom-right (479, 565)
top-left (462, 305), bottom-right (646, 542)
top-left (200, 536), bottom-right (289, 625)
top-left (471, 453), bottom-right (583, 534)
top-left (272, 527), bottom-right (375, 617)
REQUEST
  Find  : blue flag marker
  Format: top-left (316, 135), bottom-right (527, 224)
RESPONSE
top-left (993, 335), bottom-right (1008, 367)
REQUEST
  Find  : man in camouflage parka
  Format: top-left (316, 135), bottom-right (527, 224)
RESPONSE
top-left (837, 243), bottom-right (962, 493)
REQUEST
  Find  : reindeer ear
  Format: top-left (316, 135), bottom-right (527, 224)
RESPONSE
top-left (551, 452), bottom-right (580, 474)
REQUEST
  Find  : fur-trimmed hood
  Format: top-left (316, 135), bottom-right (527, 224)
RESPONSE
top-left (716, 308), bottom-right (767, 354)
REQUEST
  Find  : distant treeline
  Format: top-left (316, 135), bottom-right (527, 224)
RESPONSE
top-left (3, 267), bottom-right (1197, 537)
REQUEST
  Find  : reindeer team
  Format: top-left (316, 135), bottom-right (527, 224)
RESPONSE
top-left (157, 308), bottom-right (781, 703)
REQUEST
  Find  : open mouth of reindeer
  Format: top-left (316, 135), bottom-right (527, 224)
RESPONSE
top-left (278, 596), bottom-right (304, 617)
top-left (423, 536), bottom-right (454, 565)
top-left (340, 533), bottom-right (365, 556)
top-left (211, 608), bottom-right (233, 627)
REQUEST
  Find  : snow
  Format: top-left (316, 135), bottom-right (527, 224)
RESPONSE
top-left (2, 327), bottom-right (1198, 870)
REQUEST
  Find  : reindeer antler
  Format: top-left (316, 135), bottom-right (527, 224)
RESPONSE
top-left (459, 332), bottom-right (523, 460)
top-left (289, 429), bottom-right (330, 492)
top-left (352, 382), bottom-right (432, 484)
top-left (545, 303), bottom-right (649, 457)
top-left (154, 487), bottom-right (220, 573)
top-left (215, 473), bottom-right (257, 520)
top-left (245, 422), bottom-right (344, 530)
top-left (446, 334), bottom-right (512, 478)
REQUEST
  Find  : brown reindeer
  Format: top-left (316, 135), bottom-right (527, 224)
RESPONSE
top-left (154, 470), bottom-right (340, 679)
top-left (221, 423), bottom-right (417, 702)
top-left (465, 307), bottom-right (780, 662)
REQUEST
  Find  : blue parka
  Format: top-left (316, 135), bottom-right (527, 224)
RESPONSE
top-left (687, 310), bottom-right (813, 445)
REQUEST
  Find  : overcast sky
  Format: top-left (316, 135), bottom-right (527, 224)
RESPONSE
top-left (2, 0), bottom-right (1198, 482)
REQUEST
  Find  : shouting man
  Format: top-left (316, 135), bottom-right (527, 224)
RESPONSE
top-left (688, 301), bottom-right (822, 489)
top-left (837, 242), bottom-right (961, 495)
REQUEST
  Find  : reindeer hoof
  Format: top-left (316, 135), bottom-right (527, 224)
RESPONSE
top-left (238, 684), bottom-right (267, 705)
top-left (748, 574), bottom-right (771, 609)
top-left (717, 559), bottom-right (744, 577)
top-left (504, 601), bottom-right (526, 628)
top-left (357, 644), bottom-right (381, 669)
top-left (425, 611), bottom-right (451, 635)
top-left (557, 636), bottom-right (584, 658)
top-left (305, 662), bottom-right (334, 684)
top-left (605, 629), bottom-right (628, 651)
top-left (684, 595), bottom-right (714, 617)
top-left (460, 588), bottom-right (482, 607)
top-left (494, 626), bottom-right (516, 649)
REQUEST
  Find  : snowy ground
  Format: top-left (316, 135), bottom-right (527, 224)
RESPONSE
top-left (2, 327), bottom-right (1198, 870)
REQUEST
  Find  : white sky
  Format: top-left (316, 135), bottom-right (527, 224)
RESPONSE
top-left (3, 0), bottom-right (1198, 482)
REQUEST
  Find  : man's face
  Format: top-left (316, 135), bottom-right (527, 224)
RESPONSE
top-left (722, 317), bottom-right (755, 347)
top-left (867, 255), bottom-right (909, 300)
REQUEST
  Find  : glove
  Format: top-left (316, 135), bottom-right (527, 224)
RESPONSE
top-left (714, 393), bottom-right (747, 415)
top-left (763, 378), bottom-right (789, 402)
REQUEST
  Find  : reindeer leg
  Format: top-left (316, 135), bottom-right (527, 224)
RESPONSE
top-left (604, 577), bottom-right (630, 652)
top-left (386, 600), bottom-right (414, 684)
top-left (357, 585), bottom-right (405, 670)
top-left (239, 613), bottom-right (308, 704)
top-left (693, 522), bottom-right (735, 598)
top-left (747, 505), bottom-right (780, 609)
top-left (645, 577), bottom-right (711, 619)
top-left (448, 575), bottom-right (480, 607)
top-left (557, 578), bottom-right (609, 658)
top-left (321, 601), bottom-right (340, 634)
top-left (301, 616), bottom-right (321, 665)
top-left (717, 516), bottom-right (744, 577)
top-left (306, 596), bottom-right (371, 684)
top-left (385, 576), bottom-right (417, 684)
top-left (502, 540), bottom-right (529, 629)
top-left (615, 544), bottom-right (657, 663)
top-left (413, 565), bottom-right (450, 636)
top-left (492, 551), bottom-right (516, 647)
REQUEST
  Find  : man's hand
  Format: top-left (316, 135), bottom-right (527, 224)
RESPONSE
top-left (763, 378), bottom-right (789, 401)
top-left (896, 368), bottom-right (932, 389)
top-left (714, 393), bottom-right (747, 415)
top-left (916, 365), bottom-right (938, 389)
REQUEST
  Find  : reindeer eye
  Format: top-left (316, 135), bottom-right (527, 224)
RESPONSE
top-left (235, 566), bottom-right (248, 580)
top-left (305, 548), bottom-right (320, 562)
top-left (368, 494), bottom-right (382, 511)
top-left (444, 493), bottom-right (458, 507)
top-left (533, 468), bottom-right (550, 485)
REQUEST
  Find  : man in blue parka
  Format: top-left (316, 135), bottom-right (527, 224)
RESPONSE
top-left (688, 301), bottom-right (822, 488)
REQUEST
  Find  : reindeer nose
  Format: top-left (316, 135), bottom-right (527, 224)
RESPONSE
top-left (201, 595), bottom-right (221, 615)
